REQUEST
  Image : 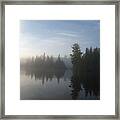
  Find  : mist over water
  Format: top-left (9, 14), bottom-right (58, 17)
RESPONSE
top-left (20, 63), bottom-right (99, 100)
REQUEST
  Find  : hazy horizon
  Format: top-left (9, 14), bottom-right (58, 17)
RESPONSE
top-left (20, 20), bottom-right (100, 58)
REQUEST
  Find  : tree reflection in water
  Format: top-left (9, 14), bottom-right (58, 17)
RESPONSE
top-left (69, 74), bottom-right (100, 100)
top-left (24, 68), bottom-right (66, 85)
top-left (23, 67), bottom-right (99, 100)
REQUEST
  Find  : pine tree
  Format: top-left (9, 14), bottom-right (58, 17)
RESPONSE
top-left (70, 43), bottom-right (82, 77)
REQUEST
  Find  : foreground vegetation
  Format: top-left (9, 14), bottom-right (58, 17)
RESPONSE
top-left (70, 43), bottom-right (100, 99)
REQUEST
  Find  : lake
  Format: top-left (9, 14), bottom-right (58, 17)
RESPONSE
top-left (20, 69), bottom-right (100, 100)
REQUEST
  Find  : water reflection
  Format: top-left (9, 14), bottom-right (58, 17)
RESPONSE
top-left (69, 75), bottom-right (100, 100)
top-left (21, 68), bottom-right (100, 100)
top-left (24, 68), bottom-right (66, 85)
top-left (69, 76), bottom-right (82, 100)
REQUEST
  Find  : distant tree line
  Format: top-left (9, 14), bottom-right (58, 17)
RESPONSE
top-left (21, 53), bottom-right (66, 71)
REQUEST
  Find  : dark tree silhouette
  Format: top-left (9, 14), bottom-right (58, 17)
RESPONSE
top-left (70, 43), bottom-right (100, 100)
top-left (70, 43), bottom-right (82, 78)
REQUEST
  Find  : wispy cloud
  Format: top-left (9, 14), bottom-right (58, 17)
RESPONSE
top-left (56, 32), bottom-right (78, 37)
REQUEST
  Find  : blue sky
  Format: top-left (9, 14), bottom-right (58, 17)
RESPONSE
top-left (20, 20), bottom-right (100, 58)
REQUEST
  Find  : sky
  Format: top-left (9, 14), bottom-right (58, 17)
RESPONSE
top-left (20, 20), bottom-right (100, 58)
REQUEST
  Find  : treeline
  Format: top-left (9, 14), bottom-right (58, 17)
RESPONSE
top-left (70, 43), bottom-right (100, 80)
top-left (21, 53), bottom-right (66, 71)
top-left (70, 43), bottom-right (100, 99)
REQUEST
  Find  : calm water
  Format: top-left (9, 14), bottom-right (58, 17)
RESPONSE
top-left (20, 69), bottom-right (99, 100)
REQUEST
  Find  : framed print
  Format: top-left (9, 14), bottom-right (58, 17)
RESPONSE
top-left (0, 0), bottom-right (119, 119)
